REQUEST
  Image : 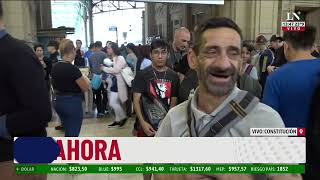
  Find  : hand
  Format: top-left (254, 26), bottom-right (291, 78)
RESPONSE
top-left (177, 72), bottom-right (185, 83)
top-left (39, 60), bottom-right (46, 68)
top-left (100, 64), bottom-right (104, 71)
top-left (141, 121), bottom-right (156, 136)
top-left (84, 75), bottom-right (90, 81)
top-left (267, 66), bottom-right (276, 73)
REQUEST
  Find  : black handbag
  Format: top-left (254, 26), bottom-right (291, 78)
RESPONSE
top-left (141, 92), bottom-right (168, 130)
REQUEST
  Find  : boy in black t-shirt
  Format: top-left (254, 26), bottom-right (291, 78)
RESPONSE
top-left (133, 39), bottom-right (180, 138)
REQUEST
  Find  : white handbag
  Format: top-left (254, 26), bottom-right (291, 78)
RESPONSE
top-left (121, 66), bottom-right (134, 87)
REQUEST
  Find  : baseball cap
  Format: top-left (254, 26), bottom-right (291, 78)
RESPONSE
top-left (276, 36), bottom-right (283, 42)
top-left (270, 35), bottom-right (277, 42)
top-left (256, 35), bottom-right (267, 44)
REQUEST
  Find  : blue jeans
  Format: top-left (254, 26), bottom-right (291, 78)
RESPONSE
top-left (54, 95), bottom-right (83, 137)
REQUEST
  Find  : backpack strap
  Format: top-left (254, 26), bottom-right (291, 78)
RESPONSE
top-left (187, 90), bottom-right (259, 137)
top-left (245, 64), bottom-right (254, 75)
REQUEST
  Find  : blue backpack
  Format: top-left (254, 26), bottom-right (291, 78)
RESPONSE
top-left (91, 74), bottom-right (102, 90)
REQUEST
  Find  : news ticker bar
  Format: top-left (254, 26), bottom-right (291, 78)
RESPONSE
top-left (15, 164), bottom-right (304, 174)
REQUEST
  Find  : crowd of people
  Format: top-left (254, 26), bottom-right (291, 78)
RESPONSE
top-left (24, 19), bottom-right (320, 139)
top-left (1, 1), bottom-right (320, 179)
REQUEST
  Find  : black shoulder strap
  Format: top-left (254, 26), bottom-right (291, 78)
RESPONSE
top-left (187, 91), bottom-right (259, 137)
top-left (186, 100), bottom-right (193, 137)
top-left (245, 64), bottom-right (254, 74)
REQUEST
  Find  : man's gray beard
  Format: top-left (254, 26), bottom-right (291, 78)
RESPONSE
top-left (197, 63), bottom-right (238, 97)
top-left (201, 70), bottom-right (238, 97)
top-left (204, 78), bottom-right (236, 97)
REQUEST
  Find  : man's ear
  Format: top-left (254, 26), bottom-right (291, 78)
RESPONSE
top-left (284, 41), bottom-right (290, 52)
top-left (239, 58), bottom-right (244, 74)
top-left (187, 49), bottom-right (198, 70)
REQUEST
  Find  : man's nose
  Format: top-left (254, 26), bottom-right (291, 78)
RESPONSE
top-left (158, 52), bottom-right (164, 58)
top-left (214, 52), bottom-right (232, 70)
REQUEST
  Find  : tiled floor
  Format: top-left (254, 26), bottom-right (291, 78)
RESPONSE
top-left (47, 112), bottom-right (143, 180)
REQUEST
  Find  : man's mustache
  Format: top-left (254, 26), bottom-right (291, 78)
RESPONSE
top-left (206, 66), bottom-right (236, 77)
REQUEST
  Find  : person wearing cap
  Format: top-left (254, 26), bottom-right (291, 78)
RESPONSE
top-left (269, 35), bottom-right (283, 54)
top-left (269, 35), bottom-right (278, 54)
top-left (267, 35), bottom-right (286, 74)
top-left (251, 35), bottom-right (274, 96)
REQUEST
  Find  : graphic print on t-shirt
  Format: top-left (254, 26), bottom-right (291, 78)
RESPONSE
top-left (149, 79), bottom-right (172, 106)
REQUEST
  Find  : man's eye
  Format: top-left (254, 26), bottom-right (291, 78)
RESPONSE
top-left (206, 50), bottom-right (217, 54)
top-left (229, 50), bottom-right (239, 56)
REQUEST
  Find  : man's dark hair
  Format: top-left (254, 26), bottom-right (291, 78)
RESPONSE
top-left (88, 43), bottom-right (95, 49)
top-left (242, 43), bottom-right (254, 53)
top-left (0, 0), bottom-right (3, 19)
top-left (76, 39), bottom-right (82, 44)
top-left (283, 25), bottom-right (316, 50)
top-left (109, 42), bottom-right (121, 56)
top-left (150, 39), bottom-right (169, 52)
top-left (270, 35), bottom-right (277, 42)
top-left (276, 36), bottom-right (283, 42)
top-left (139, 45), bottom-right (151, 59)
top-left (194, 17), bottom-right (243, 55)
top-left (47, 40), bottom-right (59, 50)
top-left (34, 44), bottom-right (44, 51)
top-left (127, 43), bottom-right (143, 61)
top-left (94, 41), bottom-right (102, 48)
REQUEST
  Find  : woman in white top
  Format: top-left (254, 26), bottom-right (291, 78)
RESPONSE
top-left (101, 42), bottom-right (128, 128)
top-left (241, 43), bottom-right (258, 80)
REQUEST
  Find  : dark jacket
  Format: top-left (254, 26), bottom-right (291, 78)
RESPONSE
top-left (48, 51), bottom-right (59, 64)
top-left (258, 49), bottom-right (274, 92)
top-left (178, 70), bottom-right (198, 104)
top-left (238, 73), bottom-right (262, 98)
top-left (174, 54), bottom-right (190, 75)
top-left (271, 46), bottom-right (287, 67)
top-left (305, 83), bottom-right (320, 179)
top-left (167, 46), bottom-right (186, 70)
top-left (42, 56), bottom-right (51, 80)
top-left (74, 49), bottom-right (85, 67)
top-left (0, 33), bottom-right (51, 162)
top-left (42, 56), bottom-right (51, 90)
